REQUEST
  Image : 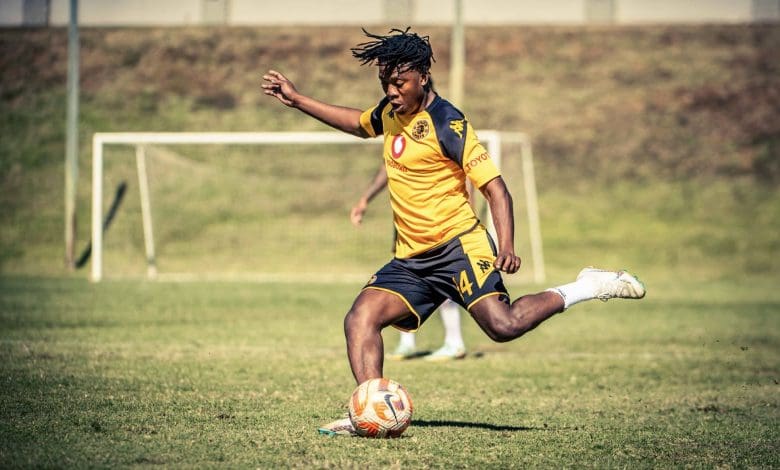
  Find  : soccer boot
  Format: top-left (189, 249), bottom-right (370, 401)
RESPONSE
top-left (386, 343), bottom-right (418, 361)
top-left (576, 267), bottom-right (646, 301)
top-left (424, 343), bottom-right (466, 362)
top-left (317, 416), bottom-right (356, 437)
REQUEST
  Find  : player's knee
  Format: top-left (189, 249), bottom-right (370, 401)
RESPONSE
top-left (483, 321), bottom-right (518, 343)
top-left (343, 308), bottom-right (360, 335)
top-left (472, 300), bottom-right (520, 342)
top-left (343, 304), bottom-right (380, 335)
top-left (480, 312), bottom-right (531, 342)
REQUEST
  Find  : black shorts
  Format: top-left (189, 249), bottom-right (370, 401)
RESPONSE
top-left (363, 224), bottom-right (509, 331)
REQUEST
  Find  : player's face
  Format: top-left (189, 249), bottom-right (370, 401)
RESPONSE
top-left (378, 65), bottom-right (429, 116)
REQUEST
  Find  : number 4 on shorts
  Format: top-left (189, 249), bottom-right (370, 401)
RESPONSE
top-left (456, 270), bottom-right (473, 297)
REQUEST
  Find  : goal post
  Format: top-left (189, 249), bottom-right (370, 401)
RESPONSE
top-left (90, 131), bottom-right (545, 283)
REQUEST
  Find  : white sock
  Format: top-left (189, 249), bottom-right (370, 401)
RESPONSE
top-left (439, 299), bottom-right (465, 349)
top-left (546, 280), bottom-right (595, 310)
top-left (398, 331), bottom-right (416, 349)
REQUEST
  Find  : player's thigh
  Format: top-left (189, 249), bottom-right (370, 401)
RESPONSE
top-left (467, 294), bottom-right (511, 336)
top-left (349, 287), bottom-right (414, 328)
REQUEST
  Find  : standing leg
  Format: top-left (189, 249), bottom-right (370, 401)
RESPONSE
top-left (318, 288), bottom-right (411, 437)
top-left (343, 288), bottom-right (413, 384)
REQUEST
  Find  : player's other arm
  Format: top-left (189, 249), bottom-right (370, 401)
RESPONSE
top-left (261, 70), bottom-right (368, 138)
top-left (480, 177), bottom-right (521, 274)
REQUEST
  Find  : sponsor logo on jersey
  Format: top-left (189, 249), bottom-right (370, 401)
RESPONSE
top-left (387, 158), bottom-right (408, 173)
top-left (391, 134), bottom-right (406, 158)
top-left (449, 119), bottom-right (464, 139)
top-left (411, 119), bottom-right (430, 140)
top-left (464, 151), bottom-right (490, 171)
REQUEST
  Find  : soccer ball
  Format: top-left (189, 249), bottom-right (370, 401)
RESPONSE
top-left (348, 378), bottom-right (413, 438)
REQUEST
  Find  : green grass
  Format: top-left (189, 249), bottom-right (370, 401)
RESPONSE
top-left (1, 276), bottom-right (777, 468)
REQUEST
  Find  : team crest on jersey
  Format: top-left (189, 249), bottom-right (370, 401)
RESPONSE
top-left (411, 119), bottom-right (430, 140)
top-left (391, 134), bottom-right (406, 159)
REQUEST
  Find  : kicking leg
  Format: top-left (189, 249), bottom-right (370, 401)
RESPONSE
top-left (469, 291), bottom-right (564, 342)
top-left (547, 267), bottom-right (646, 309)
top-left (469, 268), bottom-right (646, 342)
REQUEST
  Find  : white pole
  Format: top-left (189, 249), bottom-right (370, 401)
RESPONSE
top-left (482, 131), bottom-right (500, 241)
top-left (91, 132), bottom-right (382, 145)
top-left (520, 138), bottom-right (546, 283)
top-left (91, 135), bottom-right (103, 282)
top-left (135, 145), bottom-right (158, 280)
top-left (64, 0), bottom-right (79, 269)
top-left (449, 0), bottom-right (465, 108)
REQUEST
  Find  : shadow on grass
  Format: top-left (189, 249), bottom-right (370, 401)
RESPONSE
top-left (413, 419), bottom-right (543, 432)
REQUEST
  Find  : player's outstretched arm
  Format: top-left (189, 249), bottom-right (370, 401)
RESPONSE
top-left (480, 177), bottom-right (521, 274)
top-left (261, 70), bottom-right (367, 137)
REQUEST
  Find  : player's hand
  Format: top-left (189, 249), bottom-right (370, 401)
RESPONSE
top-left (350, 201), bottom-right (367, 226)
top-left (494, 251), bottom-right (521, 274)
top-left (261, 70), bottom-right (298, 107)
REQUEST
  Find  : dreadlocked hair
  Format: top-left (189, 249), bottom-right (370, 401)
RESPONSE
top-left (351, 27), bottom-right (435, 81)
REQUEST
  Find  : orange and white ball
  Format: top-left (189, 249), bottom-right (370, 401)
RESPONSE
top-left (348, 378), bottom-right (413, 438)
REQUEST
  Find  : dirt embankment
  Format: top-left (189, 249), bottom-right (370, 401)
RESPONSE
top-left (1, 25), bottom-right (778, 182)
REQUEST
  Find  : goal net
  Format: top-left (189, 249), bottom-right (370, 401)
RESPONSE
top-left (90, 131), bottom-right (544, 284)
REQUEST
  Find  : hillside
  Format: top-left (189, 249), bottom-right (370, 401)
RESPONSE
top-left (1, 25), bottom-right (779, 279)
top-left (3, 25), bottom-right (778, 179)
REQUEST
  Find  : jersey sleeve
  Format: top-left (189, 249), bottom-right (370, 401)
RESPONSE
top-left (461, 122), bottom-right (501, 189)
top-left (429, 98), bottom-right (501, 188)
top-left (359, 97), bottom-right (389, 137)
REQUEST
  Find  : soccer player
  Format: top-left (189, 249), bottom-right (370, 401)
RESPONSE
top-left (350, 164), bottom-right (467, 361)
top-left (261, 28), bottom-right (646, 436)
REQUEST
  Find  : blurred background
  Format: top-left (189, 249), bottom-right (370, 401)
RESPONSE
top-left (3, 0), bottom-right (780, 25)
top-left (1, 0), bottom-right (778, 287)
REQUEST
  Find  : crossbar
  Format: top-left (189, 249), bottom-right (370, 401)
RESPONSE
top-left (90, 131), bottom-right (544, 283)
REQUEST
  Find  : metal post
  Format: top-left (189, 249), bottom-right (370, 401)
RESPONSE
top-left (483, 132), bottom-right (500, 241)
top-left (519, 138), bottom-right (546, 284)
top-left (449, 0), bottom-right (465, 108)
top-left (91, 134), bottom-right (103, 282)
top-left (64, 0), bottom-right (79, 268)
top-left (497, 132), bottom-right (546, 284)
top-left (136, 145), bottom-right (158, 279)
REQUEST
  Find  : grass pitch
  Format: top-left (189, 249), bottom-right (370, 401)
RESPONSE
top-left (1, 24), bottom-right (778, 468)
top-left (1, 276), bottom-right (777, 468)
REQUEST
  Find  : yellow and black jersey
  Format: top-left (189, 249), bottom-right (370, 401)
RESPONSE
top-left (359, 95), bottom-right (501, 259)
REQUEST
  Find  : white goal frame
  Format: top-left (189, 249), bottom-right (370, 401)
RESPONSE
top-left (91, 131), bottom-right (545, 283)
